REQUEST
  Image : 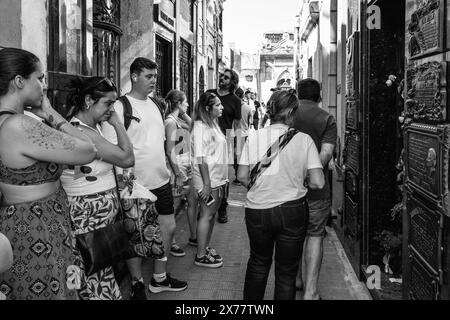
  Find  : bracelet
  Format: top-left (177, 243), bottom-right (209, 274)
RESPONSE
top-left (55, 121), bottom-right (68, 131)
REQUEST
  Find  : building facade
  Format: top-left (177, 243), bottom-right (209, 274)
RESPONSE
top-left (259, 31), bottom-right (295, 104)
top-left (295, 0), bottom-right (450, 300)
top-left (0, 0), bottom-right (225, 115)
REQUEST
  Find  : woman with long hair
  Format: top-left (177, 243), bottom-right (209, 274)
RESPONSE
top-left (0, 47), bottom-right (97, 300)
top-left (60, 76), bottom-right (134, 300)
top-left (190, 92), bottom-right (228, 268)
top-left (164, 89), bottom-right (192, 257)
top-left (238, 90), bottom-right (325, 300)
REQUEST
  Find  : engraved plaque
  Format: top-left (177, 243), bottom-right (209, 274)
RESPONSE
top-left (343, 132), bottom-right (360, 175)
top-left (406, 0), bottom-right (444, 59)
top-left (409, 252), bottom-right (439, 300)
top-left (345, 32), bottom-right (359, 99)
top-left (407, 193), bottom-right (442, 273)
top-left (405, 123), bottom-right (450, 216)
top-left (345, 169), bottom-right (358, 199)
top-left (405, 60), bottom-right (449, 123)
top-left (345, 100), bottom-right (358, 130)
top-left (344, 193), bottom-right (358, 238)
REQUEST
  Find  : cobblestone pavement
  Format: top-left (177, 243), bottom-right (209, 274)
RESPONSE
top-left (119, 181), bottom-right (372, 300)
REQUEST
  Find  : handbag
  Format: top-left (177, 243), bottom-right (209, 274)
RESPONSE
top-left (116, 169), bottom-right (165, 259)
top-left (75, 168), bottom-right (134, 277)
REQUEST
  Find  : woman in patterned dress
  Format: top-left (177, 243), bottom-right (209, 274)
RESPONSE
top-left (60, 76), bottom-right (134, 300)
top-left (0, 48), bottom-right (98, 300)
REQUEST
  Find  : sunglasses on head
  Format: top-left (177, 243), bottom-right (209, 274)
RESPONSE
top-left (84, 77), bottom-right (117, 93)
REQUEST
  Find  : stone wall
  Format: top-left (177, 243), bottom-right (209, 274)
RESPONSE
top-left (0, 0), bottom-right (22, 48)
top-left (21, 0), bottom-right (47, 68)
top-left (119, 0), bottom-right (154, 94)
top-left (0, 0), bottom-right (47, 68)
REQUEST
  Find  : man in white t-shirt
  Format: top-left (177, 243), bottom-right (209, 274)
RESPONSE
top-left (102, 58), bottom-right (187, 299)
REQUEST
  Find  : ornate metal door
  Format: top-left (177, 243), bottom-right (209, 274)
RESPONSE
top-left (180, 39), bottom-right (193, 110)
top-left (93, 0), bottom-right (122, 87)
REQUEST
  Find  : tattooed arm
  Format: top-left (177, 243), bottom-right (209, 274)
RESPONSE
top-left (4, 115), bottom-right (97, 165)
top-left (38, 95), bottom-right (94, 144)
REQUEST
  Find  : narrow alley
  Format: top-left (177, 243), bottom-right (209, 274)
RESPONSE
top-left (119, 181), bottom-right (371, 300)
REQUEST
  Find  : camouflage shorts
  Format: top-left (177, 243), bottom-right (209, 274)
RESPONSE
top-left (120, 198), bottom-right (165, 259)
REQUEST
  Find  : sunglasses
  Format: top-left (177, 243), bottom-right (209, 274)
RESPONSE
top-left (83, 77), bottom-right (117, 93)
top-left (220, 74), bottom-right (230, 80)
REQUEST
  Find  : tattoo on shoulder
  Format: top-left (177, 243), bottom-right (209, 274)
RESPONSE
top-left (22, 117), bottom-right (76, 151)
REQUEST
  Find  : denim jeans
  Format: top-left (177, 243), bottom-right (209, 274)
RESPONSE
top-left (244, 198), bottom-right (309, 300)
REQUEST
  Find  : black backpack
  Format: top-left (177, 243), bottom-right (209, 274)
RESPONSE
top-left (118, 95), bottom-right (165, 130)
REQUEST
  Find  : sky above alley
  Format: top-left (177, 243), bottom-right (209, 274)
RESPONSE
top-left (222, 0), bottom-right (301, 54)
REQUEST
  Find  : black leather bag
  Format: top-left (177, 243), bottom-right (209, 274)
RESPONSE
top-left (75, 168), bottom-right (133, 277)
top-left (75, 218), bottom-right (133, 276)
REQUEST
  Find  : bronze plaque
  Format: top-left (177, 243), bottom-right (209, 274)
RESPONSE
top-left (345, 169), bottom-right (358, 199)
top-left (345, 100), bottom-right (358, 130)
top-left (344, 133), bottom-right (360, 175)
top-left (405, 123), bottom-right (450, 216)
top-left (409, 252), bottom-right (440, 300)
top-left (406, 0), bottom-right (444, 59)
top-left (345, 32), bottom-right (359, 99)
top-left (405, 60), bottom-right (448, 122)
top-left (344, 193), bottom-right (358, 238)
top-left (407, 193), bottom-right (442, 273)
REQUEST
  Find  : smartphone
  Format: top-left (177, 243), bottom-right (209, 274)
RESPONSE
top-left (198, 190), bottom-right (216, 207)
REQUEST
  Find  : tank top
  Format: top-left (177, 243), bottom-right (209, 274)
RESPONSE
top-left (0, 111), bottom-right (63, 186)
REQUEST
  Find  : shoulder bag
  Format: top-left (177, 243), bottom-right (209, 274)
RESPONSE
top-left (75, 168), bottom-right (134, 277)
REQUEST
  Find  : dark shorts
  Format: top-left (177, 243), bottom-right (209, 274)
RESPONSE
top-left (150, 182), bottom-right (175, 216)
top-left (306, 199), bottom-right (331, 237)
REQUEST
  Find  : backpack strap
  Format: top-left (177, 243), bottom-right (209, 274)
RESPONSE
top-left (119, 95), bottom-right (165, 130)
top-left (118, 96), bottom-right (140, 130)
top-left (149, 96), bottom-right (165, 121)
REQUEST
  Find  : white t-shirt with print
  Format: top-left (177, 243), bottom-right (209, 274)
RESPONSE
top-left (61, 118), bottom-right (116, 196)
top-left (239, 124), bottom-right (322, 209)
top-left (102, 95), bottom-right (170, 190)
top-left (191, 121), bottom-right (228, 190)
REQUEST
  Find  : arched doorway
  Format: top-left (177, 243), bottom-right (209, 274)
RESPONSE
top-left (276, 70), bottom-right (291, 88)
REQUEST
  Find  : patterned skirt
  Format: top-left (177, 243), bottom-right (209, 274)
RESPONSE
top-left (68, 188), bottom-right (122, 300)
top-left (0, 187), bottom-right (78, 300)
